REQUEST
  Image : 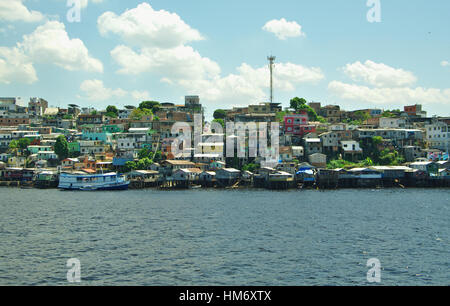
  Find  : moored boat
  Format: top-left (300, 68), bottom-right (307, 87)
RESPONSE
top-left (58, 172), bottom-right (130, 191)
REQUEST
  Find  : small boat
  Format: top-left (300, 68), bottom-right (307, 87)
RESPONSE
top-left (58, 172), bottom-right (130, 191)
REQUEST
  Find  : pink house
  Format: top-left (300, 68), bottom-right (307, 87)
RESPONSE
top-left (284, 113), bottom-right (316, 136)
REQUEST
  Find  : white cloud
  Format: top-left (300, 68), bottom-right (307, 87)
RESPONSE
top-left (0, 0), bottom-right (44, 23)
top-left (80, 0), bottom-right (105, 9)
top-left (79, 79), bottom-right (127, 101)
top-left (342, 60), bottom-right (417, 88)
top-left (441, 61), bottom-right (450, 67)
top-left (0, 47), bottom-right (37, 84)
top-left (262, 18), bottom-right (305, 40)
top-left (110, 44), bottom-right (220, 79)
top-left (328, 81), bottom-right (450, 105)
top-left (329, 60), bottom-right (450, 107)
top-left (79, 80), bottom-right (150, 102)
top-left (131, 90), bottom-right (150, 101)
top-left (19, 21), bottom-right (103, 73)
top-left (177, 62), bottom-right (325, 108)
top-left (98, 2), bottom-right (204, 49)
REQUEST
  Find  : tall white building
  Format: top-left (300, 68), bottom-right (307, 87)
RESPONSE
top-left (426, 120), bottom-right (450, 152)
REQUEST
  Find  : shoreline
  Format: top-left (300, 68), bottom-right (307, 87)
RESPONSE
top-left (1, 182), bottom-right (449, 191)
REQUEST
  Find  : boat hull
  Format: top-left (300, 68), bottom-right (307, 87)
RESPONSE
top-left (58, 172), bottom-right (130, 191)
top-left (59, 182), bottom-right (130, 191)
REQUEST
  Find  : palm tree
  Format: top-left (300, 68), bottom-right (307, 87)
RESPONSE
top-left (8, 140), bottom-right (19, 155)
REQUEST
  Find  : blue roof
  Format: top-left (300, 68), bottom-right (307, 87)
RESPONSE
top-left (297, 169), bottom-right (314, 175)
top-left (113, 157), bottom-right (133, 166)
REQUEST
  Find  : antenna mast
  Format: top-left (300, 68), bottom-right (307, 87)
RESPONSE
top-left (267, 55), bottom-right (276, 103)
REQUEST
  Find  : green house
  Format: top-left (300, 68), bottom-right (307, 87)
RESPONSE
top-left (68, 142), bottom-right (80, 154)
top-left (102, 124), bottom-right (124, 133)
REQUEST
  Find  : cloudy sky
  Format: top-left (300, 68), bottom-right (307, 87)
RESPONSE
top-left (0, 0), bottom-right (449, 119)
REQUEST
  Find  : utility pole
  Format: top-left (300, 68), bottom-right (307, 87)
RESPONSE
top-left (267, 55), bottom-right (276, 103)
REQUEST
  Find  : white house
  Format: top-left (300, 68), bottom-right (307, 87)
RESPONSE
top-left (216, 168), bottom-right (241, 180)
top-left (425, 121), bottom-right (449, 152)
top-left (199, 171), bottom-right (216, 182)
top-left (37, 151), bottom-right (58, 160)
top-left (379, 117), bottom-right (406, 129)
top-left (173, 168), bottom-right (202, 181)
top-left (341, 140), bottom-right (362, 152)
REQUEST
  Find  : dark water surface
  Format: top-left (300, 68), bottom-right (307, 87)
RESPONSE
top-left (0, 188), bottom-right (448, 285)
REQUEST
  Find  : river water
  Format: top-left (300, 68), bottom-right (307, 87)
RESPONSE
top-left (0, 188), bottom-right (448, 285)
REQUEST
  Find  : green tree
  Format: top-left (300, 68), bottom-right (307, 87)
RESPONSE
top-left (317, 116), bottom-right (327, 123)
top-left (362, 157), bottom-right (374, 167)
top-left (242, 163), bottom-right (258, 172)
top-left (124, 161), bottom-right (137, 172)
top-left (353, 110), bottom-right (371, 122)
top-left (105, 105), bottom-right (119, 118)
top-left (54, 135), bottom-right (69, 160)
top-left (213, 109), bottom-right (227, 120)
top-left (290, 97), bottom-right (307, 109)
top-left (372, 136), bottom-right (383, 145)
top-left (289, 97), bottom-right (318, 121)
top-left (18, 138), bottom-right (31, 150)
top-left (130, 108), bottom-right (153, 120)
top-left (136, 157), bottom-right (153, 170)
top-left (138, 148), bottom-right (153, 160)
top-left (276, 110), bottom-right (292, 123)
top-left (153, 151), bottom-right (163, 162)
top-left (8, 140), bottom-right (19, 154)
top-left (139, 101), bottom-right (160, 113)
top-left (212, 118), bottom-right (225, 128)
top-left (382, 109), bottom-right (402, 118)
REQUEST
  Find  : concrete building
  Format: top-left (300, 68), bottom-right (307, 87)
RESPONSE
top-left (404, 105), bottom-right (427, 118)
top-left (425, 120), bottom-right (449, 152)
top-left (379, 117), bottom-right (406, 129)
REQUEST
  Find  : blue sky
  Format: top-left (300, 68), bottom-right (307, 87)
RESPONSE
top-left (0, 0), bottom-right (449, 119)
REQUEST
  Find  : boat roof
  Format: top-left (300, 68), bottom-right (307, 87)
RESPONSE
top-left (61, 172), bottom-right (118, 177)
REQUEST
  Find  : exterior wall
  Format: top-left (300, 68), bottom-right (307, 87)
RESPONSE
top-left (320, 132), bottom-right (339, 150)
top-left (82, 132), bottom-right (113, 144)
top-left (308, 153), bottom-right (327, 168)
top-left (425, 121), bottom-right (449, 151)
top-left (28, 146), bottom-right (52, 154)
top-left (341, 141), bottom-right (362, 152)
top-left (319, 106), bottom-right (341, 123)
top-left (0, 118), bottom-right (30, 126)
top-left (37, 151), bottom-right (58, 160)
top-left (11, 131), bottom-right (39, 139)
top-left (77, 115), bottom-right (104, 125)
top-left (0, 133), bottom-right (11, 149)
top-left (216, 169), bottom-right (240, 180)
top-left (304, 140), bottom-right (322, 155)
top-left (79, 141), bottom-right (106, 155)
top-left (284, 114), bottom-right (316, 137)
top-left (403, 146), bottom-right (425, 162)
top-left (379, 118), bottom-right (406, 129)
top-left (118, 109), bottom-right (133, 119)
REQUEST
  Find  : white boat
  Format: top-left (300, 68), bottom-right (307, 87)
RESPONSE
top-left (58, 172), bottom-right (130, 191)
